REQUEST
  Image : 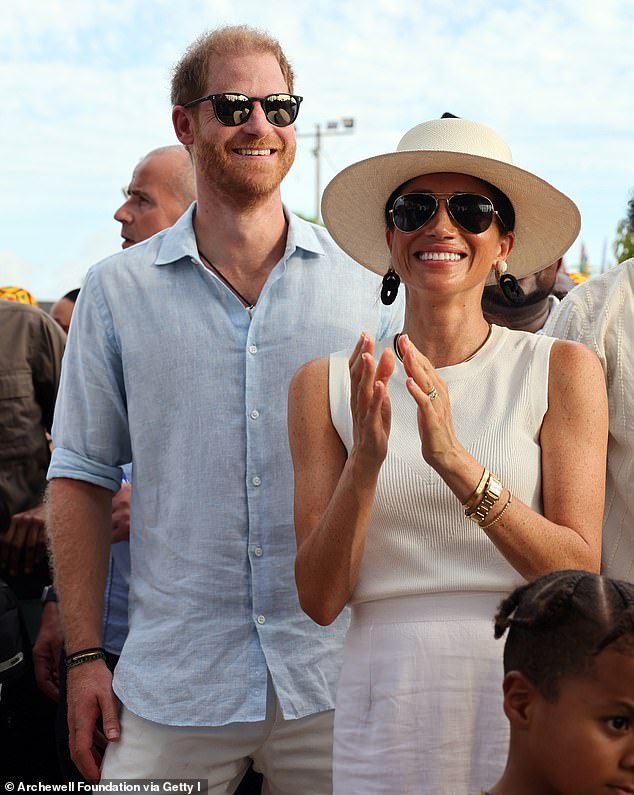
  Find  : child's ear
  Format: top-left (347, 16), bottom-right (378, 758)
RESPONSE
top-left (502, 670), bottom-right (539, 728)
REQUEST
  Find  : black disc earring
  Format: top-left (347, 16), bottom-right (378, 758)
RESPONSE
top-left (381, 269), bottom-right (400, 305)
top-left (499, 273), bottom-right (525, 305)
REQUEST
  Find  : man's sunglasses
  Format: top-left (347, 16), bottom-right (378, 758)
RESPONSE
top-left (183, 92), bottom-right (303, 128)
top-left (389, 192), bottom-right (506, 235)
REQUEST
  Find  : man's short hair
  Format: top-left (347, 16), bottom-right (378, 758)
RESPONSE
top-left (170, 25), bottom-right (295, 108)
top-left (627, 192), bottom-right (634, 236)
top-left (145, 146), bottom-right (196, 209)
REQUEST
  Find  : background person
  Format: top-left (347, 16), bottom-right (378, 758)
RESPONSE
top-left (50, 288), bottom-right (80, 334)
top-left (544, 253), bottom-right (634, 580)
top-left (481, 570), bottom-right (634, 795)
top-left (0, 291), bottom-right (66, 781)
top-left (47, 25), bottom-right (402, 791)
top-left (481, 257), bottom-right (575, 332)
top-left (289, 116), bottom-right (608, 794)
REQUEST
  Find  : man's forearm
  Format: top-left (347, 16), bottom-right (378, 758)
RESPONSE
top-left (47, 478), bottom-right (113, 652)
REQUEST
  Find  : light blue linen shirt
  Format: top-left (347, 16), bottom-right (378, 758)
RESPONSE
top-left (49, 205), bottom-right (403, 726)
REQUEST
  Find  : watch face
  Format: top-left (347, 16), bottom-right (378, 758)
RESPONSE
top-left (489, 477), bottom-right (503, 500)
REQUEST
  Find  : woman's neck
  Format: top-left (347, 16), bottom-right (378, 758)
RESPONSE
top-left (400, 290), bottom-right (492, 368)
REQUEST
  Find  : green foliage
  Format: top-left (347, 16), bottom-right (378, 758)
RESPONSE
top-left (293, 211), bottom-right (322, 226)
top-left (613, 217), bottom-right (634, 263)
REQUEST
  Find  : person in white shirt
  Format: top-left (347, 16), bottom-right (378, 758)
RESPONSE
top-left (288, 116), bottom-right (608, 794)
top-left (544, 256), bottom-right (634, 579)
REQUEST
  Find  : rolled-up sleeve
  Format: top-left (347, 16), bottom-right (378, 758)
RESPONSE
top-left (48, 266), bottom-right (131, 492)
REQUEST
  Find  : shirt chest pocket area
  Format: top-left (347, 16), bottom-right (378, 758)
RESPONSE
top-left (0, 370), bottom-right (35, 445)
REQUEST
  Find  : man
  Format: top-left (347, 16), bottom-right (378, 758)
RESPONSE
top-left (544, 252), bottom-right (634, 580)
top-left (35, 144), bottom-right (196, 781)
top-left (114, 144), bottom-right (195, 248)
top-left (47, 25), bottom-right (402, 793)
top-left (0, 292), bottom-right (66, 781)
top-left (481, 258), bottom-right (575, 332)
top-left (50, 288), bottom-right (80, 334)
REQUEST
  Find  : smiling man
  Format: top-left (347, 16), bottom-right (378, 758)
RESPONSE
top-left (46, 25), bottom-right (402, 792)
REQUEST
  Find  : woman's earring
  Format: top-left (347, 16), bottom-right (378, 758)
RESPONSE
top-left (497, 260), bottom-right (508, 275)
top-left (499, 273), bottom-right (525, 305)
top-left (381, 268), bottom-right (400, 305)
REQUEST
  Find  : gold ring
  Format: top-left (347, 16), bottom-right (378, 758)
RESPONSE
top-left (428, 386), bottom-right (438, 401)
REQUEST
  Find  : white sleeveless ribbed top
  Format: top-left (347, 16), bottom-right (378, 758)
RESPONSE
top-left (329, 324), bottom-right (555, 603)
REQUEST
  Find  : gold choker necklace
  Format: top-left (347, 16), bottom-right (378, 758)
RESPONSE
top-left (394, 324), bottom-right (493, 365)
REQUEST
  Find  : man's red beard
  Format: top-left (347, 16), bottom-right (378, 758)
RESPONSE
top-left (194, 129), bottom-right (296, 207)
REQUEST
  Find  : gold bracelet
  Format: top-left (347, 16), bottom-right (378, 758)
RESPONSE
top-left (463, 467), bottom-right (489, 514)
top-left (467, 473), bottom-right (503, 523)
top-left (480, 493), bottom-right (513, 529)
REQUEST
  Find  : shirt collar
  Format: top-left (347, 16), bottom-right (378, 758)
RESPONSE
top-left (155, 204), bottom-right (199, 266)
top-left (283, 207), bottom-right (326, 258)
top-left (154, 203), bottom-right (327, 267)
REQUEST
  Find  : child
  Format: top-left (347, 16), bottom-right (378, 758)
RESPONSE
top-left (478, 570), bottom-right (634, 795)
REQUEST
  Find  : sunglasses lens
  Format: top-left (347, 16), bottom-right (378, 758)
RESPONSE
top-left (214, 93), bottom-right (252, 126)
top-left (448, 194), bottom-right (495, 233)
top-left (263, 94), bottom-right (300, 127)
top-left (391, 195), bottom-right (437, 232)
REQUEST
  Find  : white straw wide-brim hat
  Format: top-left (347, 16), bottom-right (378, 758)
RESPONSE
top-left (321, 117), bottom-right (580, 282)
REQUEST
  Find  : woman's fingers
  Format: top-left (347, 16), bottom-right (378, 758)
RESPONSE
top-left (399, 334), bottom-right (438, 394)
top-left (375, 347), bottom-right (396, 386)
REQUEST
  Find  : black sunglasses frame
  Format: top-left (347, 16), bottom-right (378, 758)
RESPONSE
top-left (389, 192), bottom-right (507, 235)
top-left (182, 92), bottom-right (303, 128)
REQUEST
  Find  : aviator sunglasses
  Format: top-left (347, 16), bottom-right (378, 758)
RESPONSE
top-left (183, 92), bottom-right (303, 127)
top-left (390, 192), bottom-right (507, 235)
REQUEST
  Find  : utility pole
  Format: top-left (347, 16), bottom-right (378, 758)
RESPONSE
top-left (297, 118), bottom-right (355, 223)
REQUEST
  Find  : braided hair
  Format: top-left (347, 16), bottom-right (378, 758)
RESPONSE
top-left (494, 571), bottom-right (634, 700)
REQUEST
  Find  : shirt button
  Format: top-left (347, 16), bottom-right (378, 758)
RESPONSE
top-left (252, 476), bottom-right (262, 487)
top-left (254, 546), bottom-right (263, 557)
top-left (248, 344), bottom-right (258, 354)
top-left (256, 614), bottom-right (266, 625)
top-left (249, 409), bottom-right (260, 420)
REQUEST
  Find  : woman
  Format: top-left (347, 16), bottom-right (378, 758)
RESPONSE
top-left (288, 118), bottom-right (608, 794)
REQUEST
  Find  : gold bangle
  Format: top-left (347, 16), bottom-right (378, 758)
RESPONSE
top-left (467, 473), bottom-right (503, 523)
top-left (463, 467), bottom-right (489, 514)
top-left (480, 493), bottom-right (513, 529)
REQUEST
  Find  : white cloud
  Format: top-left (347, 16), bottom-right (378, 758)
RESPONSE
top-left (1, 0), bottom-right (633, 297)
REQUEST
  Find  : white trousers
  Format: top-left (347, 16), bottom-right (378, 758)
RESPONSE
top-left (333, 592), bottom-right (508, 795)
top-left (102, 676), bottom-right (334, 795)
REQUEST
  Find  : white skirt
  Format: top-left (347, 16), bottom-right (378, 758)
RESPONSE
top-left (333, 592), bottom-right (508, 795)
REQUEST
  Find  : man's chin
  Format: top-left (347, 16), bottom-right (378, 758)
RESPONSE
top-left (121, 239), bottom-right (134, 249)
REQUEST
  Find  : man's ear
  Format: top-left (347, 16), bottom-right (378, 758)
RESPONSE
top-left (503, 670), bottom-right (539, 729)
top-left (172, 106), bottom-right (195, 146)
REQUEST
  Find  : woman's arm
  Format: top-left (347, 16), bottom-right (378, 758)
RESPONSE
top-left (289, 334), bottom-right (394, 624)
top-left (401, 336), bottom-right (607, 578)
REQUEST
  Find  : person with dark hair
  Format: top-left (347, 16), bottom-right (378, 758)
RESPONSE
top-left (288, 116), bottom-right (608, 793)
top-left (46, 24), bottom-right (402, 791)
top-left (481, 257), bottom-right (576, 333)
top-left (50, 288), bottom-right (80, 334)
top-left (477, 570), bottom-right (634, 795)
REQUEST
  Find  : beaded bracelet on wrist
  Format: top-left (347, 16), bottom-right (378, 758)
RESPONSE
top-left (480, 493), bottom-right (513, 529)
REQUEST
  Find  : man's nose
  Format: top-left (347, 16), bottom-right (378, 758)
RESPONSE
top-left (114, 199), bottom-right (133, 224)
top-left (240, 100), bottom-right (275, 137)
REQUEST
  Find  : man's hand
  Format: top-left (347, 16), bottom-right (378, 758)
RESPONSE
top-left (111, 483), bottom-right (131, 543)
top-left (68, 660), bottom-right (120, 783)
top-left (0, 501), bottom-right (47, 575)
top-left (32, 601), bottom-right (64, 701)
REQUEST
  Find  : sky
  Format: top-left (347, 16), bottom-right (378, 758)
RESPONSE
top-left (1, 0), bottom-right (633, 300)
